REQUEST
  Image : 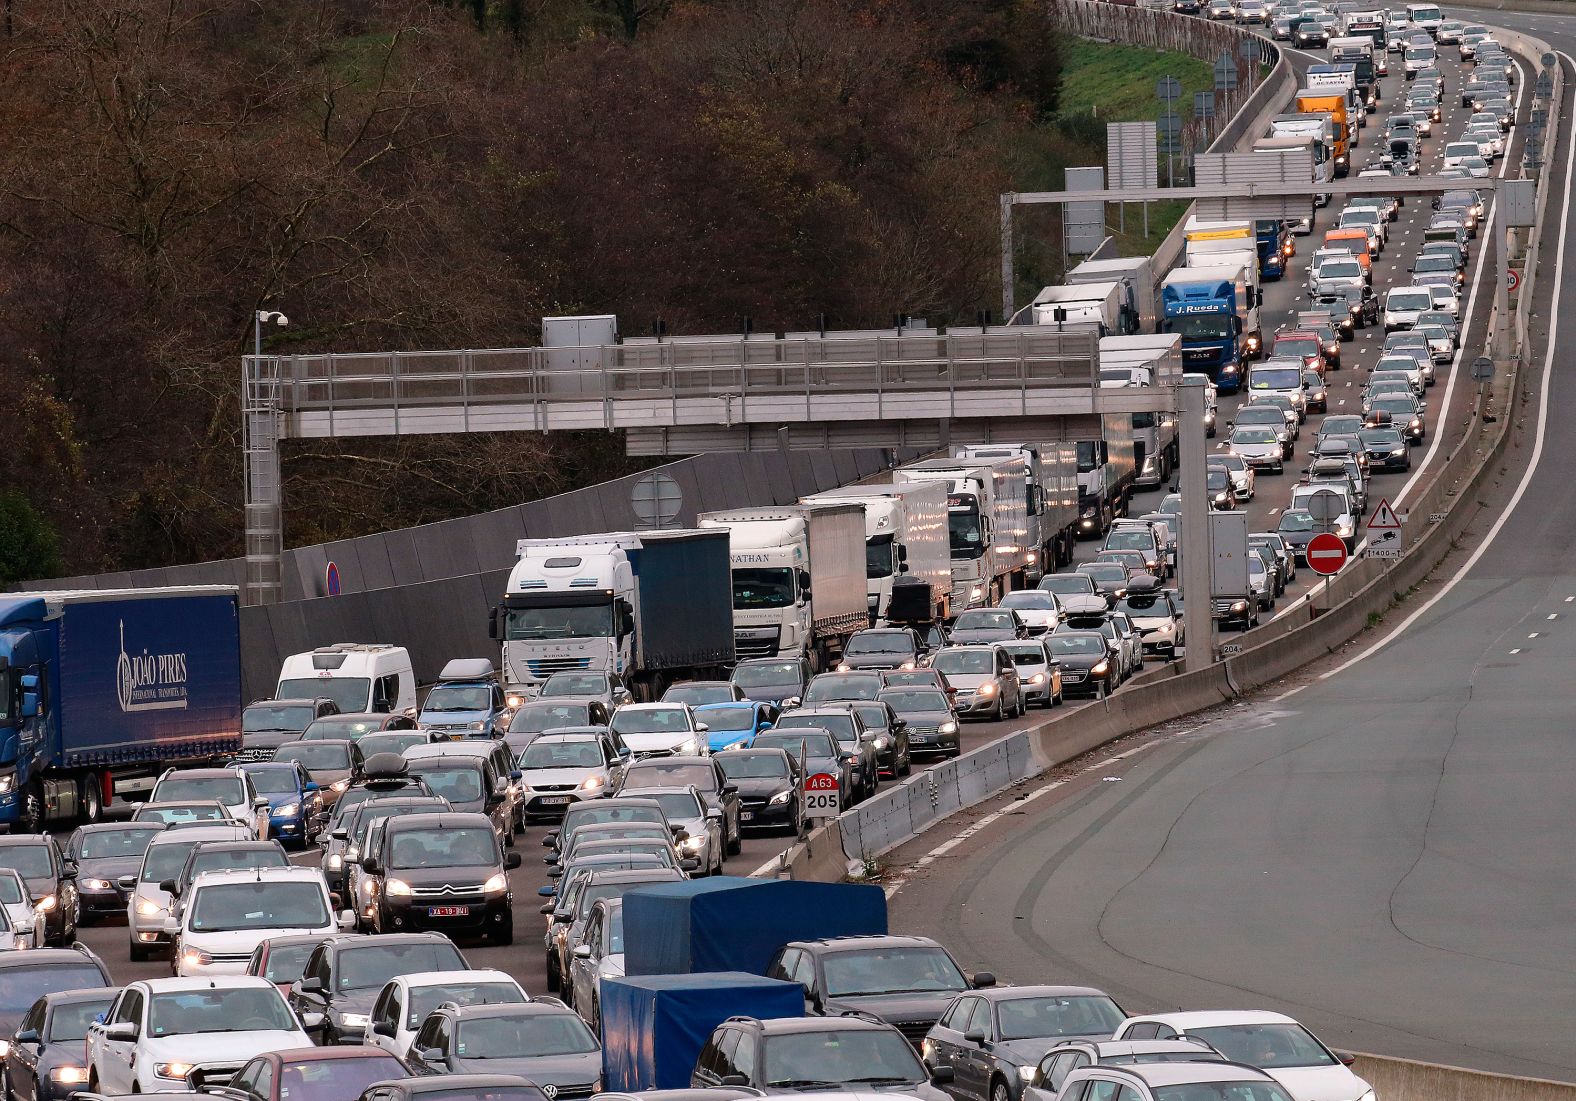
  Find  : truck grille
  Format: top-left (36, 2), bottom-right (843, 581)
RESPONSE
top-left (526, 658), bottom-right (590, 676)
top-left (231, 747), bottom-right (275, 763)
top-left (733, 636), bottom-right (779, 660)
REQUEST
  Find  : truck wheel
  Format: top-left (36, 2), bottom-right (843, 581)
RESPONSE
top-left (18, 783), bottom-right (44, 835)
top-left (81, 773), bottom-right (102, 825)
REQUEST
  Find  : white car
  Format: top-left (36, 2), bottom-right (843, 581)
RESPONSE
top-left (0, 869), bottom-right (35, 943)
top-left (86, 976), bottom-right (312, 1093)
top-left (1382, 286), bottom-right (1434, 330)
top-left (607, 703), bottom-right (709, 758)
top-left (1426, 283), bottom-right (1460, 316)
top-left (568, 896), bottom-right (626, 1032)
top-left (517, 732), bottom-right (626, 819)
top-left (170, 867), bottom-right (352, 977)
top-left (1113, 1011), bottom-right (1374, 1101)
top-left (149, 768), bottom-right (271, 839)
top-left (1336, 208), bottom-right (1385, 252)
top-left (1441, 141), bottom-right (1480, 171)
top-left (1227, 425), bottom-right (1284, 474)
top-left (997, 590), bottom-right (1063, 634)
top-left (997, 640), bottom-right (1062, 707)
top-left (124, 822), bottom-right (255, 962)
top-left (366, 968), bottom-right (528, 1059)
top-left (1457, 154), bottom-right (1491, 178)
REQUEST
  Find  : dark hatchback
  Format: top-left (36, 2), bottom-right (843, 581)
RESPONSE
top-left (289, 932), bottom-right (468, 1045)
top-left (876, 687), bottom-right (959, 760)
top-left (4, 987), bottom-right (117, 1101)
top-left (62, 822), bottom-right (164, 924)
top-left (362, 812), bottom-right (521, 944)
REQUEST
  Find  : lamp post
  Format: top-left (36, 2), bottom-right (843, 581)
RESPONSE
top-left (244, 310), bottom-right (289, 607)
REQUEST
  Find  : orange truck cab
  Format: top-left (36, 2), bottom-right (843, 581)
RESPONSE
top-left (1322, 228), bottom-right (1373, 275)
top-left (1296, 90), bottom-right (1351, 174)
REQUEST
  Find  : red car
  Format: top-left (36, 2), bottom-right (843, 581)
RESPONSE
top-left (245, 934), bottom-right (328, 995)
top-left (1271, 331), bottom-right (1329, 377)
top-left (208, 1047), bottom-right (409, 1100)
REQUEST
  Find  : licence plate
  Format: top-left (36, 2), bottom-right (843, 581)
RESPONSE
top-left (539, 796), bottom-right (571, 805)
top-left (740, 811), bottom-right (755, 822)
top-left (428, 905), bottom-right (470, 917)
top-left (911, 734), bottom-right (934, 744)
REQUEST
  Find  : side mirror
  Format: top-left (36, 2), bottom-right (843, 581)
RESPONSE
top-left (254, 797), bottom-right (270, 810)
top-left (418, 1047), bottom-right (445, 1066)
top-left (722, 784), bottom-right (738, 795)
top-left (360, 858), bottom-right (381, 875)
top-left (539, 903), bottom-right (556, 915)
top-left (331, 828), bottom-right (349, 841)
top-left (695, 723), bottom-right (709, 734)
top-left (971, 971), bottom-right (997, 988)
top-left (299, 975), bottom-right (325, 995)
top-left (964, 1027), bottom-right (988, 1045)
top-left (930, 1066), bottom-right (956, 1085)
top-left (547, 867), bottom-right (563, 879)
top-left (103, 1022), bottom-right (138, 1042)
top-left (573, 944), bottom-right (593, 959)
top-left (719, 1075), bottom-right (750, 1088)
top-left (537, 885), bottom-right (555, 898)
top-left (162, 917), bottom-right (180, 935)
top-left (505, 851), bottom-right (522, 870)
top-left (680, 858), bottom-right (701, 872)
top-left (14, 1027), bottom-right (39, 1046)
top-left (337, 909), bottom-right (357, 931)
top-left (542, 832), bottom-right (559, 847)
top-left (372, 1019), bottom-right (395, 1038)
top-left (159, 879), bottom-right (178, 897)
top-left (510, 769), bottom-right (523, 782)
top-left (304, 782), bottom-right (320, 793)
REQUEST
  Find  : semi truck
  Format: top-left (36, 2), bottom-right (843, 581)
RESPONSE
top-left (1066, 254), bottom-right (1157, 333)
top-left (698, 504), bottom-right (867, 669)
top-left (1295, 89), bottom-right (1352, 174)
top-left (1098, 335), bottom-right (1182, 491)
top-left (493, 530), bottom-right (736, 699)
top-left (1073, 418), bottom-right (1138, 539)
top-left (0, 587), bottom-right (243, 831)
top-left (1160, 264), bottom-right (1261, 393)
top-left (952, 443), bottom-right (1080, 578)
top-left (801, 481), bottom-right (953, 625)
top-left (894, 456), bottom-right (1031, 608)
top-left (1326, 43), bottom-right (1379, 98)
top-left (1029, 282), bottom-right (1128, 335)
top-left (1252, 134), bottom-right (1331, 224)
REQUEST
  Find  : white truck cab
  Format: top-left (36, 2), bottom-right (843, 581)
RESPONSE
top-left (275, 644), bottom-right (415, 715)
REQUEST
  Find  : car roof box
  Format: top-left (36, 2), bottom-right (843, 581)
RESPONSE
top-left (438, 658), bottom-right (496, 682)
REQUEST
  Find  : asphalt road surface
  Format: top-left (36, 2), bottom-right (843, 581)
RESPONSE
top-left (890, 21), bottom-right (1576, 1083)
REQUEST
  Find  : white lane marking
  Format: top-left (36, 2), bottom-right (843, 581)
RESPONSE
top-left (883, 740), bottom-right (1168, 898)
top-left (1320, 54), bottom-right (1574, 680)
top-left (1528, 632), bottom-right (1539, 639)
top-left (1510, 648), bottom-right (1522, 655)
top-left (1548, 613), bottom-right (1559, 620)
top-left (1566, 596), bottom-right (1573, 603)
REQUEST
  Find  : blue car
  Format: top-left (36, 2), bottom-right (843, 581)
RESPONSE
top-left (694, 701), bottom-right (779, 752)
top-left (240, 761), bottom-right (323, 849)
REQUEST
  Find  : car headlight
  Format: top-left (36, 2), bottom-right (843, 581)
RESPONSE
top-left (1091, 661), bottom-right (1110, 676)
top-left (1018, 1066), bottom-right (1038, 1084)
top-left (1222, 364), bottom-right (1239, 375)
top-left (327, 854), bottom-right (343, 870)
top-left (385, 878), bottom-right (413, 897)
top-left (137, 898), bottom-right (163, 916)
top-left (836, 663), bottom-right (851, 672)
top-left (1231, 600), bottom-right (1248, 612)
top-left (276, 802), bottom-right (300, 817)
top-left (339, 1013), bottom-right (371, 1029)
top-left (483, 873), bottom-right (509, 894)
top-left (1338, 523), bottom-right (1354, 538)
top-left (977, 682), bottom-right (997, 697)
top-left (769, 790), bottom-right (793, 806)
top-left (723, 737), bottom-right (752, 751)
top-left (154, 1062), bottom-right (195, 1081)
top-left (506, 694), bottom-right (525, 708)
top-left (939, 721), bottom-right (958, 735)
top-left (50, 1067), bottom-right (90, 1086)
top-left (1156, 622), bottom-right (1174, 634)
top-left (682, 835), bottom-right (706, 853)
top-left (1246, 335), bottom-right (1261, 350)
top-left (471, 721), bottom-right (487, 731)
top-left (0, 774), bottom-right (14, 795)
top-left (1326, 342), bottom-right (1339, 354)
top-left (873, 735), bottom-right (892, 749)
top-left (33, 895), bottom-right (56, 913)
top-left (331, 778), bottom-right (351, 793)
top-left (676, 738), bottom-right (701, 756)
top-left (970, 586), bottom-right (985, 601)
top-left (1411, 417), bottom-right (1422, 428)
top-left (1029, 673), bottom-right (1046, 685)
top-left (1391, 447), bottom-right (1406, 456)
top-left (180, 947), bottom-right (213, 969)
top-left (80, 877), bottom-right (112, 891)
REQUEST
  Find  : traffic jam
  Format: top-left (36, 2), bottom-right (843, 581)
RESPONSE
top-left (0, 3), bottom-right (1518, 1101)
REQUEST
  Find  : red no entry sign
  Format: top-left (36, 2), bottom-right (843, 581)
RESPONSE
top-left (1306, 532), bottom-right (1348, 576)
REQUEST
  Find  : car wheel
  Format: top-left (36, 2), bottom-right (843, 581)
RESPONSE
top-left (993, 1079), bottom-right (1013, 1101)
top-left (727, 821), bottom-right (741, 856)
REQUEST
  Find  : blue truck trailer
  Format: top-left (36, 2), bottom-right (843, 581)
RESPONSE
top-left (1255, 219), bottom-right (1293, 281)
top-left (1159, 265), bottom-right (1261, 394)
top-left (0, 587), bottom-right (242, 831)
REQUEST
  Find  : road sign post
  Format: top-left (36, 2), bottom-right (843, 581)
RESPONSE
top-left (1364, 497), bottom-right (1405, 561)
top-left (1305, 531), bottom-right (1347, 612)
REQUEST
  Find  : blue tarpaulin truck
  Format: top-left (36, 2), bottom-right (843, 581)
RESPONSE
top-left (0, 587), bottom-right (242, 831)
top-left (1160, 265), bottom-right (1261, 394)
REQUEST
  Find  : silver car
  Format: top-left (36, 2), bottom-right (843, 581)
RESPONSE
top-left (619, 785), bottom-right (725, 876)
top-left (123, 822), bottom-right (253, 961)
top-left (517, 732), bottom-right (626, 821)
top-left (929, 645), bottom-right (1025, 720)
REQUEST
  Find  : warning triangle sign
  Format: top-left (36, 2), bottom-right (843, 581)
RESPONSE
top-left (1366, 498), bottom-right (1402, 530)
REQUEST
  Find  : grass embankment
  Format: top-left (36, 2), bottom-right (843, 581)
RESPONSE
top-left (1008, 40), bottom-right (1213, 303)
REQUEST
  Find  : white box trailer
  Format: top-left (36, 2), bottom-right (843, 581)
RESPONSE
top-left (801, 481), bottom-right (952, 625)
top-left (894, 456), bottom-right (1031, 610)
top-left (1029, 282), bottom-right (1125, 335)
top-left (1066, 255), bottom-right (1156, 333)
top-left (1099, 334), bottom-right (1183, 490)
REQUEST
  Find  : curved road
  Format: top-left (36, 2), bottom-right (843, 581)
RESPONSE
top-left (891, 19), bottom-right (1576, 1083)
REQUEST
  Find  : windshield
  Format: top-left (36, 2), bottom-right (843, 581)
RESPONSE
top-left (46, 996), bottom-right (116, 1041)
top-left (1000, 592), bottom-right (1056, 611)
top-left (145, 989), bottom-right (296, 1041)
top-left (188, 846), bottom-right (290, 881)
top-left (1232, 427), bottom-right (1277, 444)
top-left (388, 826), bottom-right (497, 869)
top-left (407, 981), bottom-right (525, 1028)
top-left (0, 965), bottom-right (105, 1021)
top-left (997, 994), bottom-right (1126, 1040)
top-left (244, 705), bottom-right (315, 734)
top-left (504, 604), bottom-right (612, 640)
top-left (846, 633), bottom-right (915, 655)
top-left (141, 840), bottom-right (202, 883)
top-left (664, 685), bottom-right (735, 706)
top-left (1252, 368), bottom-right (1304, 392)
top-left (541, 674), bottom-right (610, 697)
top-left (1082, 564), bottom-right (1128, 583)
top-left (932, 650), bottom-right (993, 675)
top-left (511, 703), bottom-right (591, 733)
top-left (357, 733), bottom-right (428, 758)
top-left (1374, 397), bottom-right (1417, 415)
top-left (1414, 257), bottom-right (1454, 273)
top-left (733, 662), bottom-right (802, 689)
top-left (778, 713), bottom-right (856, 743)
top-left (1275, 337), bottom-right (1319, 358)
top-left (413, 1091), bottom-right (541, 1101)
top-left (407, 765), bottom-right (483, 804)
top-left (756, 732), bottom-right (837, 759)
top-left (1388, 291), bottom-right (1432, 311)
top-left (1002, 646), bottom-right (1047, 668)
top-left (1049, 635), bottom-right (1106, 656)
top-left (0, 844), bottom-right (51, 880)
top-left (694, 707), bottom-right (757, 735)
top-left (1105, 530), bottom-right (1154, 551)
top-left (719, 753), bottom-right (792, 780)
top-left (1167, 314), bottom-right (1232, 340)
top-left (425, 685), bottom-right (493, 712)
top-left (259, 942), bottom-right (315, 984)
top-left (520, 740), bottom-right (604, 769)
top-left (155, 776), bottom-right (243, 805)
top-left (866, 534), bottom-right (897, 579)
top-left (762, 1027), bottom-right (926, 1088)
top-left (879, 689), bottom-right (949, 712)
top-left (733, 568), bottom-right (796, 610)
top-left (1189, 1024), bottom-right (1337, 1068)
top-left (459, 1012), bottom-right (600, 1058)
top-left (804, 677), bottom-right (882, 703)
top-left (304, 718), bottom-right (384, 740)
top-left (822, 946), bottom-right (967, 997)
top-left (955, 611), bottom-right (1012, 630)
top-left (243, 768), bottom-right (300, 795)
top-left (624, 762), bottom-right (713, 790)
top-left (277, 677), bottom-right (370, 713)
top-left (78, 828), bottom-right (160, 861)
top-left (648, 791), bottom-right (704, 821)
top-left (190, 881), bottom-right (327, 932)
top-left (1039, 576), bottom-right (1094, 596)
top-left (1115, 592), bottom-right (1169, 617)
top-left (610, 708), bottom-right (690, 735)
top-left (949, 499), bottom-right (986, 559)
top-left (276, 743), bottom-right (352, 771)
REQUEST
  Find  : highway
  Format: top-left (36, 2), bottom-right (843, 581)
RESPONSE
top-left (888, 19), bottom-right (1576, 1083)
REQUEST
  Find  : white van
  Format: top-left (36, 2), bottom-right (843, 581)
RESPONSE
top-left (275, 643), bottom-right (416, 715)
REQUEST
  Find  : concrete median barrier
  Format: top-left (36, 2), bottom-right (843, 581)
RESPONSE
top-left (1351, 1054), bottom-right (1576, 1101)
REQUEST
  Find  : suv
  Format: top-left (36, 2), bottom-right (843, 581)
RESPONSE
top-left (172, 866), bottom-right (351, 977)
top-left (402, 753), bottom-right (516, 845)
top-left (0, 945), bottom-right (112, 1037)
top-left (418, 658), bottom-right (510, 737)
top-left (616, 755), bottom-right (742, 852)
top-left (405, 741), bottom-right (525, 837)
top-left (150, 768), bottom-right (271, 839)
top-left (288, 932), bottom-right (468, 1045)
top-left (765, 935), bottom-right (995, 1045)
top-left (238, 698), bottom-right (340, 762)
top-left (124, 823), bottom-right (255, 961)
top-left (692, 1014), bottom-right (954, 1097)
top-left (0, 835), bottom-right (72, 947)
top-left (360, 812), bottom-right (521, 944)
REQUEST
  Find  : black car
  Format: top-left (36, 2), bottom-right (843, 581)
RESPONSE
top-left (692, 1014), bottom-right (953, 1098)
top-left (774, 708), bottom-right (879, 801)
top-left (1359, 426), bottom-right (1411, 471)
top-left (357, 1075), bottom-right (545, 1101)
top-left (661, 681), bottom-right (747, 707)
top-left (850, 701), bottom-right (911, 778)
top-left (238, 697), bottom-right (341, 762)
top-left (715, 748), bottom-right (802, 834)
top-left (729, 656), bottom-right (813, 706)
top-left (876, 686), bottom-right (960, 760)
top-left (765, 935), bottom-right (994, 1047)
top-left (290, 932), bottom-right (469, 1045)
top-left (1046, 632), bottom-right (1115, 699)
top-left (406, 1002), bottom-right (602, 1089)
top-left (324, 795), bottom-right (451, 898)
top-left (303, 712), bottom-right (420, 741)
top-left (361, 812), bottom-right (521, 944)
top-left (5, 988), bottom-right (117, 1101)
top-left (165, 839), bottom-right (290, 912)
top-left (0, 836), bottom-right (72, 946)
top-left (0, 947), bottom-right (112, 1037)
top-left (61, 823), bottom-right (164, 926)
top-left (505, 701), bottom-right (612, 754)
top-left (403, 759), bottom-right (513, 843)
top-left (752, 729), bottom-right (855, 807)
top-left (1276, 509), bottom-right (1317, 564)
top-left (838, 628), bottom-right (927, 672)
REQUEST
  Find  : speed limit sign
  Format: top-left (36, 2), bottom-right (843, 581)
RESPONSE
top-left (803, 773), bottom-right (842, 819)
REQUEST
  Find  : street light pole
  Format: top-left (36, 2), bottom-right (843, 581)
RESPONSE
top-left (244, 310), bottom-right (289, 607)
